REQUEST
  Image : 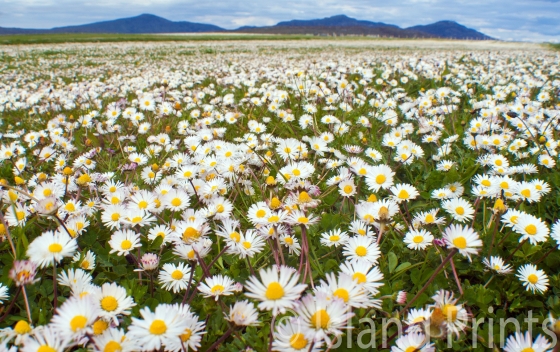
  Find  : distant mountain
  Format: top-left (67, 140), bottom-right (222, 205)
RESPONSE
top-left (235, 25), bottom-right (432, 38)
top-left (0, 14), bottom-right (492, 40)
top-left (50, 14), bottom-right (223, 34)
top-left (406, 21), bottom-right (492, 40)
top-left (235, 15), bottom-right (492, 40)
top-left (276, 14), bottom-right (398, 29)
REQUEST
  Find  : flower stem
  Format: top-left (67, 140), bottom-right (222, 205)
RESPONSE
top-left (401, 248), bottom-right (457, 314)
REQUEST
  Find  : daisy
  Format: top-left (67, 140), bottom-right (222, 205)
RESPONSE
top-left (513, 213), bottom-right (549, 245)
top-left (127, 304), bottom-right (189, 351)
top-left (413, 209), bottom-right (445, 226)
top-left (516, 264), bottom-right (549, 294)
top-left (272, 317), bottom-right (323, 352)
top-left (441, 198), bottom-right (475, 223)
top-left (26, 230), bottom-right (77, 268)
top-left (280, 234), bottom-right (301, 255)
top-left (390, 184), bottom-right (419, 203)
top-left (285, 210), bottom-right (319, 228)
top-left (164, 189), bottom-right (190, 212)
top-left (296, 292), bottom-right (353, 346)
top-left (482, 256), bottom-right (513, 274)
top-left (235, 229), bottom-right (266, 258)
top-left (226, 300), bottom-right (260, 326)
top-left (73, 250), bottom-right (96, 271)
top-left (100, 204), bottom-right (126, 230)
top-left (244, 265), bottom-right (307, 315)
top-left (163, 305), bottom-right (206, 352)
top-left (339, 261), bottom-right (384, 295)
top-left (158, 262), bottom-right (191, 293)
top-left (430, 290), bottom-right (468, 336)
top-left (93, 282), bottom-right (137, 321)
top-left (9, 260), bottom-right (39, 287)
top-left (338, 179), bottom-right (357, 197)
top-left (316, 272), bottom-right (376, 309)
top-left (20, 325), bottom-right (68, 352)
top-left (504, 331), bottom-right (551, 352)
top-left (404, 229), bottom-right (434, 250)
top-left (50, 296), bottom-right (100, 339)
top-left (442, 224), bottom-right (482, 261)
top-left (365, 165), bottom-right (395, 191)
top-left (342, 236), bottom-right (381, 264)
top-left (108, 229), bottom-right (141, 256)
top-left (91, 328), bottom-right (138, 352)
top-left (405, 308), bottom-right (433, 332)
top-left (198, 274), bottom-right (235, 301)
top-left (320, 229), bottom-right (349, 247)
top-left (391, 332), bottom-right (435, 352)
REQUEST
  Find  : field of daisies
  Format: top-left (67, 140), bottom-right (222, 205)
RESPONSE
top-left (0, 40), bottom-right (559, 351)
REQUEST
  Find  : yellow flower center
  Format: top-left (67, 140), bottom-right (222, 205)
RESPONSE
top-left (256, 209), bottom-right (266, 218)
top-left (375, 175), bottom-right (386, 184)
top-left (14, 320), bottom-right (32, 334)
top-left (211, 285), bottom-right (225, 294)
top-left (310, 309), bottom-right (330, 329)
top-left (333, 288), bottom-right (349, 302)
top-left (104, 341), bottom-right (122, 352)
top-left (521, 348), bottom-right (535, 352)
top-left (149, 319), bottom-right (167, 335)
top-left (481, 180), bottom-right (491, 187)
top-left (111, 213), bottom-right (120, 221)
top-left (329, 235), bottom-right (340, 242)
top-left (16, 211), bottom-right (26, 220)
top-left (171, 270), bottom-right (184, 280)
top-left (298, 192), bottom-right (312, 203)
top-left (425, 214), bottom-right (435, 223)
top-left (181, 328), bottom-right (193, 342)
top-left (442, 304), bottom-right (458, 321)
top-left (268, 215), bottom-right (280, 223)
top-left (525, 224), bottom-right (537, 235)
top-left (398, 189), bottom-right (409, 199)
top-left (38, 346), bottom-right (56, 352)
top-left (527, 274), bottom-right (539, 284)
top-left (353, 272), bottom-right (367, 284)
top-left (243, 241), bottom-right (252, 249)
top-left (93, 320), bottom-right (109, 335)
top-left (265, 282), bottom-right (284, 300)
top-left (183, 227), bottom-right (200, 242)
top-left (355, 245), bottom-right (367, 257)
top-left (413, 235), bottom-right (424, 244)
top-left (510, 216), bottom-right (519, 224)
top-left (81, 260), bottom-right (90, 269)
top-left (405, 346), bottom-right (418, 352)
top-left (285, 237), bottom-right (294, 245)
top-left (121, 240), bottom-right (132, 250)
top-left (453, 237), bottom-right (467, 249)
top-left (101, 296), bottom-right (118, 311)
top-left (455, 206), bottom-right (465, 215)
top-left (48, 243), bottom-right (63, 253)
top-left (138, 200), bottom-right (148, 209)
top-left (290, 333), bottom-right (308, 349)
top-left (298, 217), bottom-right (309, 224)
top-left (171, 198), bottom-right (182, 207)
top-left (70, 315), bottom-right (88, 332)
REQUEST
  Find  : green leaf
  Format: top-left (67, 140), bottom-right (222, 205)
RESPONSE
top-left (395, 262), bottom-right (411, 273)
top-left (388, 252), bottom-right (398, 273)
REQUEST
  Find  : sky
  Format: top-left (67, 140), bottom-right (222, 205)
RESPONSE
top-left (1, 0), bottom-right (559, 42)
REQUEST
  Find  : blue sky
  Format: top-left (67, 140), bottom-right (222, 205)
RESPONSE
top-left (1, 0), bottom-right (559, 42)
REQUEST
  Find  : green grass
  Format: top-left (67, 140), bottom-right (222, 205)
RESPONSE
top-left (550, 43), bottom-right (560, 50)
top-left (0, 33), bottom-right (327, 45)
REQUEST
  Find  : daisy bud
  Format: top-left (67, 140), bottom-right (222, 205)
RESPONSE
top-left (232, 282), bottom-right (244, 292)
top-left (141, 253), bottom-right (160, 271)
top-left (433, 238), bottom-right (446, 247)
top-left (266, 176), bottom-right (276, 186)
top-left (396, 291), bottom-right (407, 304)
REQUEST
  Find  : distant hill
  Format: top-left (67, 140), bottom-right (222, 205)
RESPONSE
top-left (49, 14), bottom-right (223, 34)
top-left (276, 14), bottom-right (398, 29)
top-left (0, 14), bottom-right (492, 40)
top-left (236, 15), bottom-right (492, 40)
top-left (406, 21), bottom-right (492, 40)
top-left (235, 25), bottom-right (432, 38)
